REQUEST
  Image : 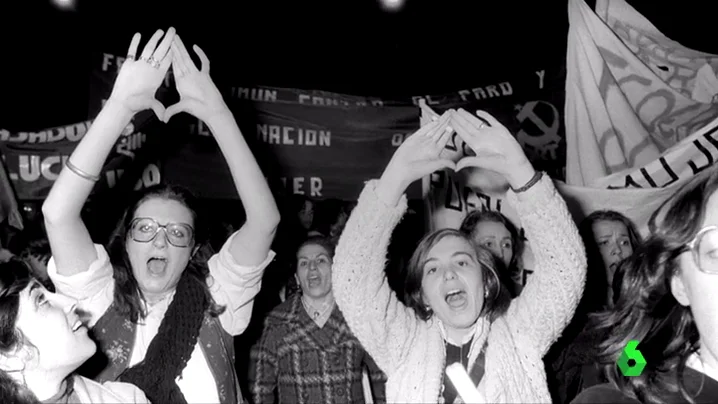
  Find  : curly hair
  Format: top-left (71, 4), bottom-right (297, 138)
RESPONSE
top-left (586, 168), bottom-right (718, 403)
top-left (106, 184), bottom-right (225, 323)
top-left (0, 259), bottom-right (45, 404)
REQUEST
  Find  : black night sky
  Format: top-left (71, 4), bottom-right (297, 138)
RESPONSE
top-left (2, 0), bottom-right (717, 132)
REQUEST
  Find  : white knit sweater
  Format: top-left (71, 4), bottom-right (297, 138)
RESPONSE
top-left (73, 376), bottom-right (149, 403)
top-left (332, 176), bottom-right (587, 403)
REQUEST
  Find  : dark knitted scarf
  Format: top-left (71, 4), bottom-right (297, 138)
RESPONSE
top-left (119, 267), bottom-right (209, 404)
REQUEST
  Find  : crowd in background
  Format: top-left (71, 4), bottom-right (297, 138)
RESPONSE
top-left (0, 27), bottom-right (717, 404)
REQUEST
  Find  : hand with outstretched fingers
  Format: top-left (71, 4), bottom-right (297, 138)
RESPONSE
top-left (108, 28), bottom-right (175, 120)
top-left (377, 110), bottom-right (457, 204)
top-left (450, 108), bottom-right (535, 188)
top-left (163, 35), bottom-right (228, 123)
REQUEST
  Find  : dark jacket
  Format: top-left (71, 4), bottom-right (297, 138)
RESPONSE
top-left (249, 294), bottom-right (386, 404)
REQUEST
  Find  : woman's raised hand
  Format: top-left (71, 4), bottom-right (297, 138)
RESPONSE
top-left (108, 28), bottom-right (175, 120)
top-left (163, 36), bottom-right (228, 123)
top-left (377, 110), bottom-right (456, 205)
top-left (450, 108), bottom-right (535, 189)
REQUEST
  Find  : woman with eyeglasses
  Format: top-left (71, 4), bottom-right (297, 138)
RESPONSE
top-left (0, 259), bottom-right (150, 404)
top-left (571, 167), bottom-right (718, 403)
top-left (42, 29), bottom-right (279, 404)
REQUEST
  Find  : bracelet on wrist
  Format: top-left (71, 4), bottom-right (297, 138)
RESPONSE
top-left (65, 159), bottom-right (101, 182)
top-left (511, 171), bottom-right (543, 193)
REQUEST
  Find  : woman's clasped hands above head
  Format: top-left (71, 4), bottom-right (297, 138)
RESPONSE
top-left (107, 27), bottom-right (227, 125)
top-left (379, 108), bottom-right (534, 205)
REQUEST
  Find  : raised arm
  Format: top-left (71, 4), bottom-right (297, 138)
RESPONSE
top-left (504, 174), bottom-right (586, 353)
top-left (333, 111), bottom-right (456, 375)
top-left (42, 29), bottom-right (175, 276)
top-left (451, 109), bottom-right (586, 354)
top-left (164, 36), bottom-right (280, 267)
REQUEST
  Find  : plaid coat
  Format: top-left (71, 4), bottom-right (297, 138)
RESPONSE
top-left (249, 294), bottom-right (386, 404)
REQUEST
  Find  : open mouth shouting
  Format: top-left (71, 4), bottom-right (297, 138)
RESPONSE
top-left (306, 273), bottom-right (322, 288)
top-left (445, 288), bottom-right (469, 310)
top-left (147, 256), bottom-right (168, 276)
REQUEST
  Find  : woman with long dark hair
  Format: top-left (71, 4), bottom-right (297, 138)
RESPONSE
top-left (546, 210), bottom-right (642, 403)
top-left (42, 29), bottom-right (279, 404)
top-left (578, 210), bottom-right (642, 308)
top-left (572, 168), bottom-right (718, 403)
top-left (0, 259), bottom-right (149, 403)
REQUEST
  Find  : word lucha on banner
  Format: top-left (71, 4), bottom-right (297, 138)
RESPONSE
top-left (12, 155), bottom-right (70, 182)
top-left (10, 156), bottom-right (161, 193)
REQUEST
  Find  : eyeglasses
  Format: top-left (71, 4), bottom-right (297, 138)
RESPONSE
top-left (686, 225), bottom-right (718, 275)
top-left (129, 217), bottom-right (194, 248)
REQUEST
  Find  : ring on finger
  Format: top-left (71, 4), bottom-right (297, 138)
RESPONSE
top-left (126, 54), bottom-right (136, 62)
top-left (142, 56), bottom-right (161, 69)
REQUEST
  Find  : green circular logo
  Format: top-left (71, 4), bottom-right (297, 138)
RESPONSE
top-left (617, 340), bottom-right (647, 377)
